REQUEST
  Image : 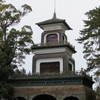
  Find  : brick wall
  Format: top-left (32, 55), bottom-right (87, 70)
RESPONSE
top-left (13, 85), bottom-right (95, 100)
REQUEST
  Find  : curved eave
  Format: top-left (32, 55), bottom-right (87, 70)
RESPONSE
top-left (36, 19), bottom-right (72, 30)
top-left (31, 44), bottom-right (76, 53)
top-left (9, 75), bottom-right (93, 81)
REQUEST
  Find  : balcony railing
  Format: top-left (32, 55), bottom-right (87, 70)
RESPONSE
top-left (32, 41), bottom-right (75, 49)
top-left (12, 70), bottom-right (92, 80)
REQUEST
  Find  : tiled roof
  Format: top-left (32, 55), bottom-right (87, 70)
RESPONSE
top-left (36, 13), bottom-right (72, 30)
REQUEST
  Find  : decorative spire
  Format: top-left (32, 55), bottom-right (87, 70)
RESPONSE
top-left (53, 12), bottom-right (56, 19)
top-left (53, 0), bottom-right (56, 19)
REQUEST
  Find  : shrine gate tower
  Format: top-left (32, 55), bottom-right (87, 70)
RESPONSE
top-left (11, 12), bottom-right (96, 100)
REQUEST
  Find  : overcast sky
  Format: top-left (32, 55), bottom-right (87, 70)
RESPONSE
top-left (6, 0), bottom-right (100, 73)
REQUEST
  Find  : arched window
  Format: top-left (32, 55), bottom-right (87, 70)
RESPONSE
top-left (46, 34), bottom-right (58, 43)
top-left (63, 34), bottom-right (67, 42)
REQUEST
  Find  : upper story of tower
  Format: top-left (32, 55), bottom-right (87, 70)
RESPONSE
top-left (31, 13), bottom-right (76, 54)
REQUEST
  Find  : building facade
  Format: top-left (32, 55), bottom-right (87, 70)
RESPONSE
top-left (10, 13), bottom-right (96, 100)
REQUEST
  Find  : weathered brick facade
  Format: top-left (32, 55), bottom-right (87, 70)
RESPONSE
top-left (13, 85), bottom-right (95, 100)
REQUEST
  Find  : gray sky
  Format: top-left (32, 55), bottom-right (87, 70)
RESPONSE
top-left (6, 0), bottom-right (100, 73)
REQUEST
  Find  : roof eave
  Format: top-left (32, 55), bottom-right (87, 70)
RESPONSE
top-left (36, 21), bottom-right (72, 30)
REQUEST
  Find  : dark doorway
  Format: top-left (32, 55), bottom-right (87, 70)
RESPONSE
top-left (13, 97), bottom-right (26, 100)
top-left (64, 96), bottom-right (79, 100)
top-left (40, 62), bottom-right (60, 74)
top-left (32, 94), bottom-right (56, 100)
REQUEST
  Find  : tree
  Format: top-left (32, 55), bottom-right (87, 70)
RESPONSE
top-left (0, 0), bottom-right (33, 99)
top-left (77, 6), bottom-right (100, 99)
top-left (14, 67), bottom-right (26, 76)
top-left (96, 85), bottom-right (100, 100)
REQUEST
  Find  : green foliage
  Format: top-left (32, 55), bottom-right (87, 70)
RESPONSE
top-left (0, 1), bottom-right (33, 99)
top-left (14, 67), bottom-right (27, 77)
top-left (76, 6), bottom-right (100, 99)
top-left (0, 83), bottom-right (14, 100)
top-left (95, 86), bottom-right (100, 100)
top-left (0, 0), bottom-right (5, 4)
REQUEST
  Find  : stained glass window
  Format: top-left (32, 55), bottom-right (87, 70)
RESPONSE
top-left (46, 34), bottom-right (58, 43)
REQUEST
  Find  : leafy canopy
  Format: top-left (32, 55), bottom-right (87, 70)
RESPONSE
top-left (77, 6), bottom-right (100, 74)
top-left (77, 6), bottom-right (100, 100)
top-left (0, 0), bottom-right (33, 99)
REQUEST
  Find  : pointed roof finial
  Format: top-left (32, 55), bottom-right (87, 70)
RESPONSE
top-left (53, 12), bottom-right (56, 19)
top-left (36, 0), bottom-right (72, 30)
top-left (53, 0), bottom-right (56, 19)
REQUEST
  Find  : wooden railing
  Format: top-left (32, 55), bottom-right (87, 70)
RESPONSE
top-left (12, 70), bottom-right (92, 80)
top-left (32, 41), bottom-right (75, 49)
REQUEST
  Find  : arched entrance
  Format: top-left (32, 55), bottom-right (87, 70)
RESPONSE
top-left (13, 97), bottom-right (26, 100)
top-left (32, 94), bottom-right (56, 100)
top-left (64, 96), bottom-right (79, 100)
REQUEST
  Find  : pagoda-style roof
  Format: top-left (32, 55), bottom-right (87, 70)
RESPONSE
top-left (36, 13), bottom-right (72, 30)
